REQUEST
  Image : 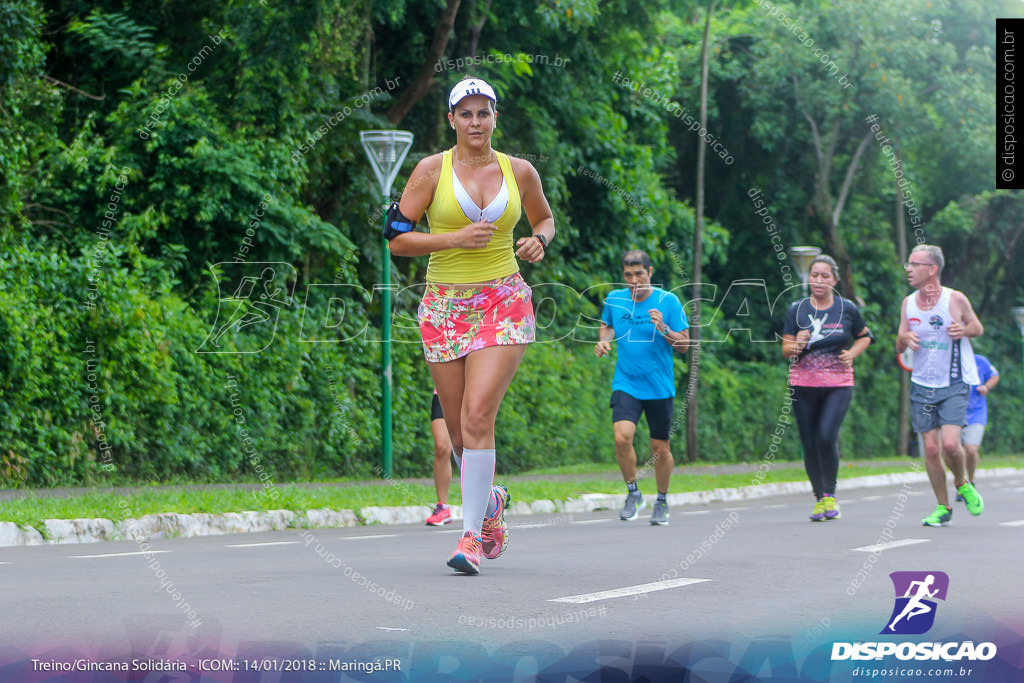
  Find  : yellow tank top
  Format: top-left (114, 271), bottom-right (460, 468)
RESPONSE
top-left (425, 148), bottom-right (522, 283)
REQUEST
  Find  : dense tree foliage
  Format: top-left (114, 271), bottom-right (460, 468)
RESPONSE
top-left (1, 0), bottom-right (1019, 487)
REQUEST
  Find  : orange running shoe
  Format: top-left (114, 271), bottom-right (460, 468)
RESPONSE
top-left (447, 531), bottom-right (482, 574)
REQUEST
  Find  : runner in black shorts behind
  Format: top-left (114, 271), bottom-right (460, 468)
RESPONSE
top-left (424, 390), bottom-right (455, 526)
top-left (595, 250), bottom-right (690, 525)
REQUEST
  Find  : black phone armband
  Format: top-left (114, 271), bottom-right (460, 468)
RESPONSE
top-left (384, 202), bottom-right (417, 240)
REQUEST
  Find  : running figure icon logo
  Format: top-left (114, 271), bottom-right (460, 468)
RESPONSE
top-left (880, 571), bottom-right (949, 635)
top-left (197, 262), bottom-right (296, 354)
top-left (807, 312), bottom-right (828, 346)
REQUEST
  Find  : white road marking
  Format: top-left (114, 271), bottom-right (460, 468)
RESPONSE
top-left (69, 550), bottom-right (171, 559)
top-left (571, 519), bottom-right (613, 525)
top-left (681, 510), bottom-right (712, 516)
top-left (226, 541), bottom-right (300, 548)
top-left (763, 504), bottom-right (788, 509)
top-left (852, 539), bottom-right (930, 553)
top-left (998, 519), bottom-right (1024, 527)
top-left (341, 534), bottom-right (398, 540)
top-left (861, 496), bottom-right (883, 501)
top-left (549, 577), bottom-right (711, 604)
top-left (376, 627), bottom-right (410, 631)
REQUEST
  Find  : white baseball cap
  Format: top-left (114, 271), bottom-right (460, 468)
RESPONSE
top-left (448, 78), bottom-right (497, 109)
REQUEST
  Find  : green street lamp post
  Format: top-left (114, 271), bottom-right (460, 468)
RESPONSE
top-left (360, 130), bottom-right (414, 479)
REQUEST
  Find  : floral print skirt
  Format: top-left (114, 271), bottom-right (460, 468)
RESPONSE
top-left (417, 272), bottom-right (535, 363)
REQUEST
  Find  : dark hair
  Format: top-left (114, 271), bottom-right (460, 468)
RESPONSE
top-left (621, 249), bottom-right (652, 269)
top-left (809, 254), bottom-right (840, 281)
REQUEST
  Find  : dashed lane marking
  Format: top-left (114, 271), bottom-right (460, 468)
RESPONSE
top-left (570, 519), bottom-right (613, 525)
top-left (226, 541), bottom-right (300, 548)
top-left (69, 550), bottom-right (172, 559)
top-left (341, 534), bottom-right (399, 540)
top-left (851, 539), bottom-right (930, 553)
top-left (549, 577), bottom-right (711, 604)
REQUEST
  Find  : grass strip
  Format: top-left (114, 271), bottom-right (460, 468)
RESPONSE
top-left (1, 456), bottom-right (1020, 532)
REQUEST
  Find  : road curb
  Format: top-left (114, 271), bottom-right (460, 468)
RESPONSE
top-left (2, 468), bottom-right (1020, 547)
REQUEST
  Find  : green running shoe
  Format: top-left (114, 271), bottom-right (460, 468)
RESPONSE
top-left (809, 498), bottom-right (826, 522)
top-left (957, 481), bottom-right (983, 516)
top-left (823, 495), bottom-right (841, 520)
top-left (922, 504), bottom-right (953, 527)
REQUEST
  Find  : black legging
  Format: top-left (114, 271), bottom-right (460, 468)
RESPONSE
top-left (791, 385), bottom-right (854, 499)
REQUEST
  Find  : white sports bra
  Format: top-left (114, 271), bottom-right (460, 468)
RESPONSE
top-left (451, 164), bottom-right (509, 223)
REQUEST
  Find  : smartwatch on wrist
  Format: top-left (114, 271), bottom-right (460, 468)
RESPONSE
top-left (534, 234), bottom-right (548, 250)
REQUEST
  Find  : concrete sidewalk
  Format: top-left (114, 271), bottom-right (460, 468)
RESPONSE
top-left (3, 461), bottom-right (1019, 548)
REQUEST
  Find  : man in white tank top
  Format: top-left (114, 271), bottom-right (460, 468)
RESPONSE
top-left (897, 245), bottom-right (985, 527)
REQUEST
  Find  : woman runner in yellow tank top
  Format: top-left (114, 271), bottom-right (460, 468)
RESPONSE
top-left (389, 77), bottom-right (555, 575)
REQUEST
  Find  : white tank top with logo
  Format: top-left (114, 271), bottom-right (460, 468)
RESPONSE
top-left (905, 286), bottom-right (979, 388)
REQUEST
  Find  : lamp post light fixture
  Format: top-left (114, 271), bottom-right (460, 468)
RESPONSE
top-left (360, 130), bottom-right (415, 479)
top-left (788, 246), bottom-right (822, 297)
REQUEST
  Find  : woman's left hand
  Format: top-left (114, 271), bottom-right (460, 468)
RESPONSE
top-left (838, 349), bottom-right (854, 367)
top-left (515, 235), bottom-right (546, 263)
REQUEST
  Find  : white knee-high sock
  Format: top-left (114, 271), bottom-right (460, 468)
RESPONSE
top-left (461, 447), bottom-right (495, 536)
top-left (451, 447), bottom-right (463, 473)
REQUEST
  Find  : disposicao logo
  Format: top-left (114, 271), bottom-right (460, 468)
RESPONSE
top-left (882, 571), bottom-right (948, 635)
top-left (831, 571), bottom-right (997, 662)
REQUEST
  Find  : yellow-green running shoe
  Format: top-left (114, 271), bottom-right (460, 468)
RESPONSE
top-left (957, 481), bottom-right (983, 516)
top-left (809, 498), bottom-right (826, 522)
top-left (823, 495), bottom-right (841, 520)
top-left (922, 504), bottom-right (953, 527)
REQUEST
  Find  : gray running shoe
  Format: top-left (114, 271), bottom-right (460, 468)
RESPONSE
top-left (620, 493), bottom-right (646, 521)
top-left (649, 500), bottom-right (670, 526)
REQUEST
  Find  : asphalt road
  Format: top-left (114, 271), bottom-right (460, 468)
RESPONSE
top-left (2, 476), bottom-right (1022, 681)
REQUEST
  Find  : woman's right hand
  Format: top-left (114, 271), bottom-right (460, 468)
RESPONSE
top-left (449, 221), bottom-right (497, 249)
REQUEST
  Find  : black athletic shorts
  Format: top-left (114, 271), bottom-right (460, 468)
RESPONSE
top-left (430, 393), bottom-right (445, 421)
top-left (610, 390), bottom-right (674, 440)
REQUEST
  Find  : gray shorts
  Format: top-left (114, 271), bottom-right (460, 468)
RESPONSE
top-left (910, 382), bottom-right (969, 434)
top-left (961, 423), bottom-right (985, 446)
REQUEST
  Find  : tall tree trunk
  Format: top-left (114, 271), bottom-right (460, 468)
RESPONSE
top-left (386, 0), bottom-right (462, 125)
top-left (687, 1), bottom-right (715, 463)
top-left (466, 0), bottom-right (492, 59)
top-left (361, 0), bottom-right (373, 88)
top-left (895, 147), bottom-right (910, 456)
top-left (795, 82), bottom-right (872, 303)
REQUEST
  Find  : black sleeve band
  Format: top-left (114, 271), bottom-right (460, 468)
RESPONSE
top-left (384, 202), bottom-right (417, 240)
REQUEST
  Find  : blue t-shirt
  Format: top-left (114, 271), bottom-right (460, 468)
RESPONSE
top-left (966, 355), bottom-right (998, 425)
top-left (600, 287), bottom-right (689, 400)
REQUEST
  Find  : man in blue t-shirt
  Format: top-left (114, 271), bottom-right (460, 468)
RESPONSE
top-left (959, 354), bottom-right (999, 496)
top-left (595, 250), bottom-right (690, 526)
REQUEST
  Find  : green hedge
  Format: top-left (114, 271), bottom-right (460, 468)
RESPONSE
top-left (4, 241), bottom-right (1019, 489)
